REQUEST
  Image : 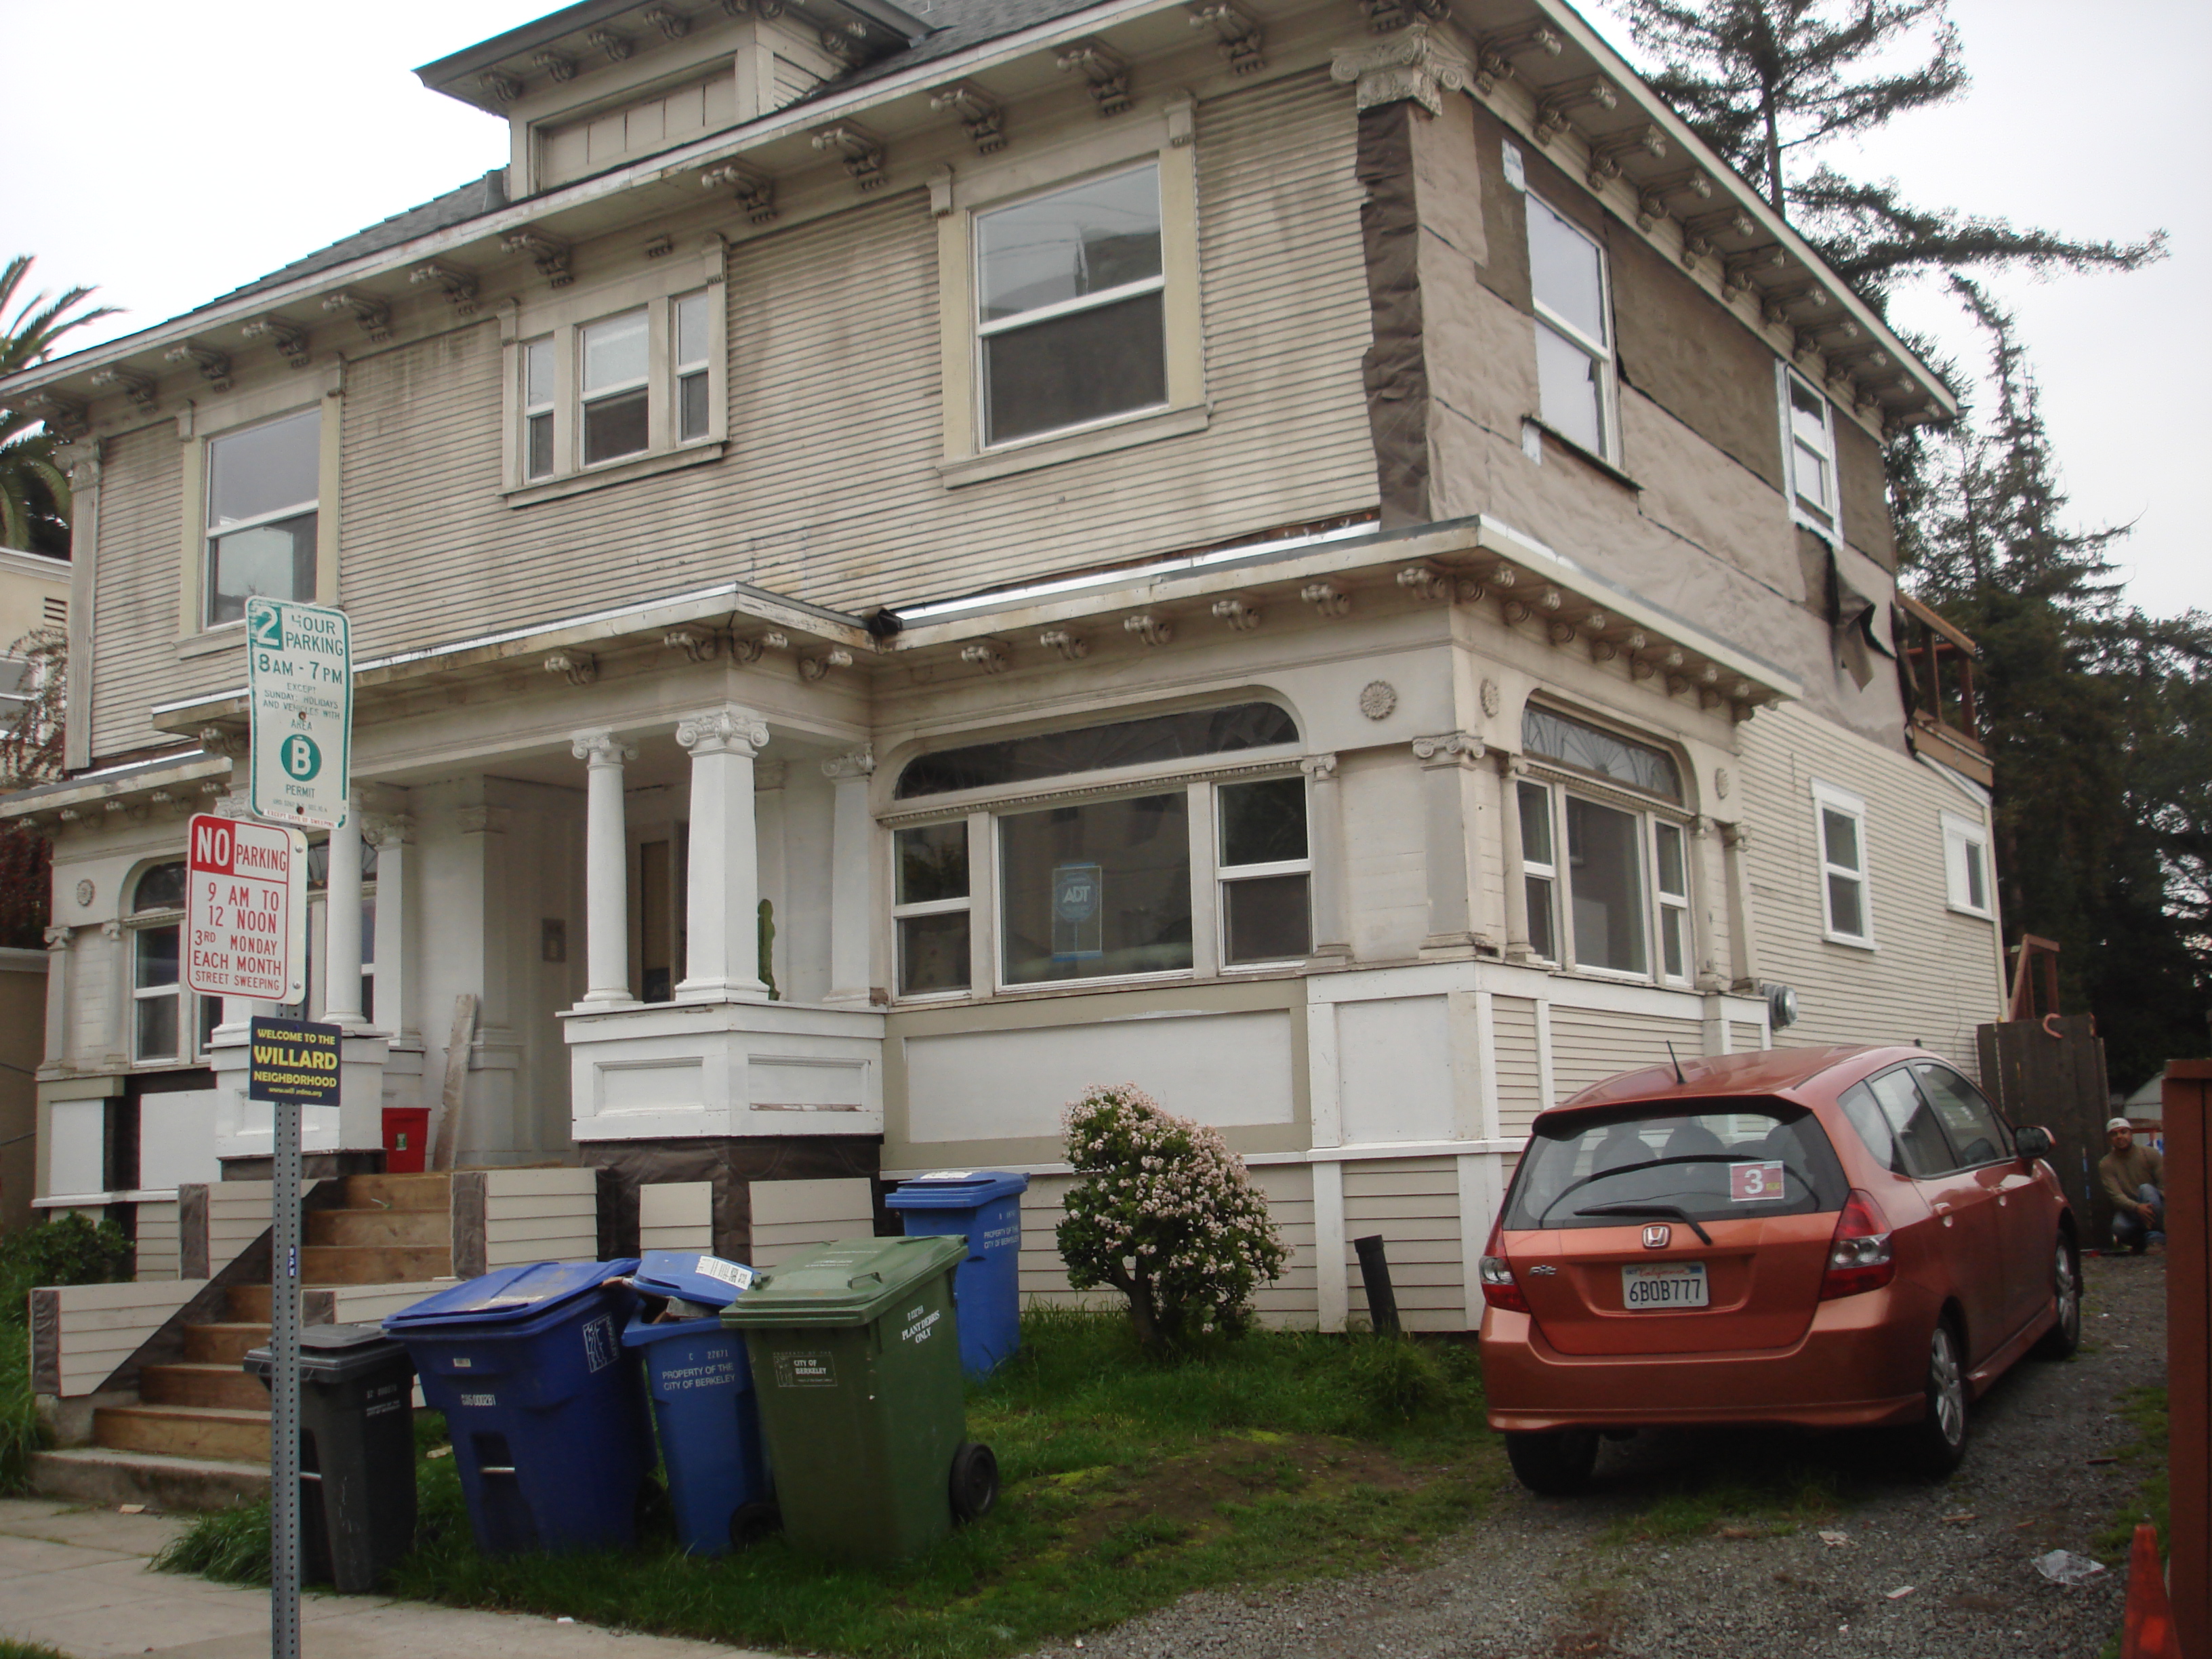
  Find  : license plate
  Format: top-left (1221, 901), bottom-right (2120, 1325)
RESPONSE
top-left (1622, 1263), bottom-right (1709, 1309)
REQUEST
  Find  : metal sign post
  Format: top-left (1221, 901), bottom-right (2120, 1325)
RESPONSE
top-left (249, 1017), bottom-right (340, 1659)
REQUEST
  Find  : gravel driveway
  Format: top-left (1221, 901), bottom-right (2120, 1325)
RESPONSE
top-left (1038, 1254), bottom-right (2165, 1659)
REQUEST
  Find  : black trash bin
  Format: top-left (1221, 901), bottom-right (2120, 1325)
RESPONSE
top-left (245, 1323), bottom-right (418, 1592)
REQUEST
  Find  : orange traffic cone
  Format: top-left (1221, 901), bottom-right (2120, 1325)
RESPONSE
top-left (2123, 1522), bottom-right (2183, 1659)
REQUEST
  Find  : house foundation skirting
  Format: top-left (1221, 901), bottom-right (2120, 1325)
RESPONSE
top-left (578, 1132), bottom-right (886, 1261)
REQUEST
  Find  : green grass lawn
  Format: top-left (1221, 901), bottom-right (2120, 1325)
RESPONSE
top-left (158, 1309), bottom-right (1506, 1658)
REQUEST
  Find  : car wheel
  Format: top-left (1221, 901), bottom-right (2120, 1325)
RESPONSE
top-left (2030, 1236), bottom-right (2082, 1360)
top-left (1900, 1318), bottom-right (1969, 1477)
top-left (1504, 1429), bottom-right (1601, 1496)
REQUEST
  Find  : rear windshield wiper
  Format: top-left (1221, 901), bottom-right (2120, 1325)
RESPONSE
top-left (1572, 1202), bottom-right (1713, 1245)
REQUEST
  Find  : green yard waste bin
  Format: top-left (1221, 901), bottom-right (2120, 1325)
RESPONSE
top-left (720, 1233), bottom-right (998, 1563)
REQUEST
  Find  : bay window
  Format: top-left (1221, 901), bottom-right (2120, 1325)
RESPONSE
top-left (1516, 705), bottom-right (1693, 984)
top-left (890, 702), bottom-right (1309, 996)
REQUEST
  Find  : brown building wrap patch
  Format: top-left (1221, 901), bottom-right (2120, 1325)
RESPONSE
top-left (1356, 100), bottom-right (1429, 527)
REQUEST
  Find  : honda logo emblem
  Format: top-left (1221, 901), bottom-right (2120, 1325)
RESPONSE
top-left (1642, 1223), bottom-right (1671, 1249)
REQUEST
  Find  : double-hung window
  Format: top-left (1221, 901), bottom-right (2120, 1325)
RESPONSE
top-left (129, 861), bottom-right (218, 1061)
top-left (890, 703), bottom-right (1307, 995)
top-left (1942, 811), bottom-right (1991, 918)
top-left (1517, 705), bottom-right (1692, 983)
top-left (504, 245), bottom-right (725, 493)
top-left (1812, 780), bottom-right (1874, 947)
top-left (1527, 197), bottom-right (1616, 462)
top-left (205, 409), bottom-right (319, 626)
top-left (977, 164), bottom-right (1168, 446)
top-left (1781, 366), bottom-right (1840, 536)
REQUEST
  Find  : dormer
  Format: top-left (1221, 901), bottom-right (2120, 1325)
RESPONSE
top-left (416, 0), bottom-right (930, 198)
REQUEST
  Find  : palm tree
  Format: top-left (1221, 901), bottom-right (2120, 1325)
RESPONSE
top-left (0, 255), bottom-right (118, 553)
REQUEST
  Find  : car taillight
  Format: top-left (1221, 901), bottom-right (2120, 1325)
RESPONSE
top-left (1820, 1188), bottom-right (1895, 1301)
top-left (1479, 1254), bottom-right (1529, 1314)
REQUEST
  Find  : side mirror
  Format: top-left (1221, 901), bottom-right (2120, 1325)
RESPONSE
top-left (2015, 1125), bottom-right (2053, 1162)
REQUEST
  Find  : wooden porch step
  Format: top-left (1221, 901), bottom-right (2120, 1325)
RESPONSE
top-left (226, 1284), bottom-right (272, 1323)
top-left (29, 1446), bottom-right (269, 1511)
top-left (300, 1244), bottom-right (451, 1284)
top-left (339, 1172), bottom-right (451, 1212)
top-left (94, 1404), bottom-right (270, 1463)
top-left (183, 1321), bottom-right (272, 1364)
top-left (308, 1207), bottom-right (452, 1248)
top-left (140, 1362), bottom-right (270, 1411)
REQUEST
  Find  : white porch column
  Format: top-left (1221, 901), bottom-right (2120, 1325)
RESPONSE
top-left (1300, 753), bottom-right (1350, 961)
top-left (364, 813), bottom-right (417, 1041)
top-left (42, 925), bottom-right (70, 1065)
top-left (573, 730), bottom-right (638, 1006)
top-left (1492, 750), bottom-right (1533, 962)
top-left (321, 804), bottom-right (367, 1029)
top-left (1721, 821), bottom-right (1761, 993)
top-left (674, 706), bottom-right (769, 1002)
top-left (822, 747), bottom-right (876, 1007)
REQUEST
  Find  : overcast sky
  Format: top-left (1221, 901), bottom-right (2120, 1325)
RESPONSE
top-left (3, 0), bottom-right (2202, 619)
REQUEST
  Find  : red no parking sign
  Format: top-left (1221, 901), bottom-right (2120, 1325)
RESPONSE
top-left (182, 812), bottom-right (308, 1004)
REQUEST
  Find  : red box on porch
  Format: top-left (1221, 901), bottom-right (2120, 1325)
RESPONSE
top-left (382, 1107), bottom-right (430, 1174)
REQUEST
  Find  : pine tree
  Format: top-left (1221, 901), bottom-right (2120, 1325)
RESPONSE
top-left (1621, 1), bottom-right (2163, 300)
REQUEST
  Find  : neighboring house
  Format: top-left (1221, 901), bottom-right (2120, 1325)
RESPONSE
top-left (0, 0), bottom-right (2004, 1328)
top-left (0, 546), bottom-right (69, 738)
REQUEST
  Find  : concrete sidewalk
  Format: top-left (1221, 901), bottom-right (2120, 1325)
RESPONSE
top-left (0, 1498), bottom-right (781, 1659)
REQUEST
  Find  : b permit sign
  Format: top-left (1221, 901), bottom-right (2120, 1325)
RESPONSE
top-left (247, 596), bottom-right (352, 829)
top-left (183, 813), bottom-right (308, 1003)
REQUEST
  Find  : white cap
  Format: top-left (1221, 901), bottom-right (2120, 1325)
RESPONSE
top-left (2106, 1116), bottom-right (2135, 1134)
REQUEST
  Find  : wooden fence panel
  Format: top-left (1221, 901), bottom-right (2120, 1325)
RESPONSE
top-left (1978, 1017), bottom-right (2112, 1240)
top-left (2163, 1061), bottom-right (2209, 1658)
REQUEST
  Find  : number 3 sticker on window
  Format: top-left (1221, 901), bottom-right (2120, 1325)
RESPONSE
top-left (1730, 1161), bottom-right (1785, 1202)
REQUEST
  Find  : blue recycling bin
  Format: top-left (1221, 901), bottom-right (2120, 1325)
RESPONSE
top-left (382, 1260), bottom-right (651, 1555)
top-left (622, 1251), bottom-right (774, 1556)
top-left (884, 1170), bottom-right (1029, 1376)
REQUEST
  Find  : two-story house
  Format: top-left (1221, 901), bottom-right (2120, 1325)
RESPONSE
top-left (2, 0), bottom-right (2003, 1332)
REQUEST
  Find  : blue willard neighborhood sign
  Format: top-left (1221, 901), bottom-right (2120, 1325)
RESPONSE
top-left (247, 1017), bottom-right (343, 1107)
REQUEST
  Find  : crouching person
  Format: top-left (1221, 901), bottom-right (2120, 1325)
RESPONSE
top-left (2100, 1116), bottom-right (2165, 1254)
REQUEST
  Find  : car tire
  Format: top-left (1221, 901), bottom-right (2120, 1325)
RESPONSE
top-left (2030, 1235), bottom-right (2083, 1360)
top-left (1900, 1317), bottom-right (1969, 1478)
top-left (949, 1441), bottom-right (1000, 1523)
top-left (1504, 1429), bottom-right (1601, 1496)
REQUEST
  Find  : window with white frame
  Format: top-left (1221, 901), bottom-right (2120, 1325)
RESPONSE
top-left (1517, 705), bottom-right (1693, 983)
top-left (890, 703), bottom-right (1306, 995)
top-left (1527, 197), bottom-right (1616, 462)
top-left (129, 861), bottom-right (219, 1061)
top-left (976, 163), bottom-right (1167, 447)
top-left (1942, 810), bottom-right (1992, 918)
top-left (504, 250), bottom-right (725, 491)
top-left (1780, 366), bottom-right (1840, 536)
top-left (205, 409), bottom-right (319, 626)
top-left (1812, 780), bottom-right (1875, 946)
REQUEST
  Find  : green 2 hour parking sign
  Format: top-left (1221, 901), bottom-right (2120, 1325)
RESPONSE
top-left (247, 597), bottom-right (352, 829)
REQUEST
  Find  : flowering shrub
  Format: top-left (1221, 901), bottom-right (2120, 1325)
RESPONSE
top-left (1054, 1084), bottom-right (1288, 1349)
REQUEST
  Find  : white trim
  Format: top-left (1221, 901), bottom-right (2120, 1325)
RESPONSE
top-left (1810, 778), bottom-right (1876, 948)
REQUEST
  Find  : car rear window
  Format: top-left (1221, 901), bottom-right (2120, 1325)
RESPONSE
top-left (1502, 1099), bottom-right (1851, 1231)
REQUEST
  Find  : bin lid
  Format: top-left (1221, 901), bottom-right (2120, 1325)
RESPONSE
top-left (719, 1233), bottom-right (968, 1328)
top-left (632, 1250), bottom-right (757, 1309)
top-left (883, 1168), bottom-right (1029, 1210)
top-left (382, 1259), bottom-right (639, 1332)
top-left (245, 1322), bottom-right (413, 1383)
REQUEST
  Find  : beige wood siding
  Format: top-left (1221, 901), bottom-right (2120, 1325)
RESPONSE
top-left (745, 1176), bottom-right (874, 1269)
top-left (87, 423), bottom-right (183, 756)
top-left (1549, 1006), bottom-right (1706, 1107)
top-left (40, 1279), bottom-right (203, 1396)
top-left (1739, 703), bottom-right (2004, 1074)
top-left (1342, 1157), bottom-right (1463, 1332)
top-left (1492, 996), bottom-right (1543, 1136)
top-left (1015, 1174), bottom-right (1087, 1307)
top-left (1250, 1162), bottom-right (1316, 1325)
top-left (639, 1180), bottom-right (715, 1253)
top-left (133, 1200), bottom-right (180, 1281)
top-left (482, 1167), bottom-right (599, 1268)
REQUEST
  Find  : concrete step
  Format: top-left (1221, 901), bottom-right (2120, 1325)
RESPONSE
top-left (183, 1322), bottom-right (271, 1364)
top-left (226, 1284), bottom-right (272, 1323)
top-left (308, 1207), bottom-right (453, 1248)
top-left (140, 1362), bottom-right (270, 1412)
top-left (28, 1446), bottom-right (268, 1511)
top-left (339, 1172), bottom-right (451, 1212)
top-left (300, 1244), bottom-right (451, 1284)
top-left (95, 1404), bottom-right (270, 1462)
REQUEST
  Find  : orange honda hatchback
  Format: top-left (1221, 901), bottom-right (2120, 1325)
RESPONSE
top-left (1479, 1045), bottom-right (2078, 1494)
